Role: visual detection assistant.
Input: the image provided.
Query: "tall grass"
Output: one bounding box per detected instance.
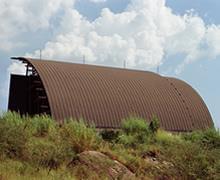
[0,112,219,179]
[117,117,150,147]
[0,112,99,168]
[60,119,100,153]
[0,112,30,158]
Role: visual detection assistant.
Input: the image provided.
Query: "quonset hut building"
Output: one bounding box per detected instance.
[8,57,213,132]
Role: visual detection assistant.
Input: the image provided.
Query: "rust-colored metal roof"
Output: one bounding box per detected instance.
[13,57,213,131]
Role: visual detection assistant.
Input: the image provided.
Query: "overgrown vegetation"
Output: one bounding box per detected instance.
[0,112,219,179]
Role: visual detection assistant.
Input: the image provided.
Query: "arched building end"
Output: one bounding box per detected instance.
[8,57,213,132]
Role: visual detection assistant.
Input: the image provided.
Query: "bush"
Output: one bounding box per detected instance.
[0,158,73,179]
[118,117,150,147]
[26,115,56,137]
[164,141,212,179]
[121,117,149,135]
[100,130,119,142]
[155,130,220,179]
[59,119,100,153]
[0,111,24,125]
[1,112,219,179]
[0,112,30,158]
[149,116,160,134]
[25,137,74,169]
[155,130,183,146]
[182,128,220,149]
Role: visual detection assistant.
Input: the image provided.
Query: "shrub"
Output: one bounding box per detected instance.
[0,112,30,158]
[25,137,74,169]
[121,117,149,135]
[155,130,183,146]
[59,119,100,153]
[182,130,203,142]
[154,130,220,179]
[0,158,73,179]
[100,130,119,142]
[0,112,219,179]
[0,111,25,128]
[182,128,220,149]
[118,117,150,147]
[27,115,56,137]
[165,141,211,179]
[198,128,220,149]
[149,116,160,134]
[117,134,137,147]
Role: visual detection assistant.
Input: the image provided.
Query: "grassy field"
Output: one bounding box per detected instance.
[0,112,219,179]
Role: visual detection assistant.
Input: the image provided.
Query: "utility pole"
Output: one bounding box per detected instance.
[157,65,160,74]
[124,60,126,69]
[40,50,42,60]
[83,55,86,64]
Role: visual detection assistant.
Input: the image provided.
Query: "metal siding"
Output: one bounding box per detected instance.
[17,58,213,131]
[167,78,213,129]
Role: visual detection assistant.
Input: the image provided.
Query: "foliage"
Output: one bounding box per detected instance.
[160,140,217,179]
[121,117,149,135]
[59,119,100,153]
[0,112,219,179]
[155,130,183,146]
[149,115,160,134]
[28,115,56,137]
[0,112,30,158]
[0,159,73,180]
[182,128,220,149]
[100,130,119,142]
[118,117,150,147]
[25,137,74,169]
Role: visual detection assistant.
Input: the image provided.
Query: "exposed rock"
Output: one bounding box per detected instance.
[69,151,135,180]
[142,150,173,168]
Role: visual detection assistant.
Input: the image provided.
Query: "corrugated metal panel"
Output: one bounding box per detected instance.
[167,78,213,130]
[14,57,213,131]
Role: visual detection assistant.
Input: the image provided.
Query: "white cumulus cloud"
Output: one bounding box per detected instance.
[89,0,107,3]
[0,0,75,52]
[25,0,220,73]
[3,0,220,74]
[7,61,26,75]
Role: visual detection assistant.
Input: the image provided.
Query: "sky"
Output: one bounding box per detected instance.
[0,0,219,128]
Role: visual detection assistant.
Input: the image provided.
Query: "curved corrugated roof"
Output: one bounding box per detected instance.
[17,57,213,131]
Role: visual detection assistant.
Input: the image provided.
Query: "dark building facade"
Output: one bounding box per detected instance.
[8,57,213,132]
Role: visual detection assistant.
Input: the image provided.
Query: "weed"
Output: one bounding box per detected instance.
[59,119,100,153]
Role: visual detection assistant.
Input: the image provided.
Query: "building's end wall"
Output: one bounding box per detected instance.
[8,74,28,115]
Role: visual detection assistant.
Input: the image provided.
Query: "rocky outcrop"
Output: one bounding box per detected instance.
[69,151,135,179]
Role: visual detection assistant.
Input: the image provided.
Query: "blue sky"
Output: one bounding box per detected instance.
[0,0,219,128]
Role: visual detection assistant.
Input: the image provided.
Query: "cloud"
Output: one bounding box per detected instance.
[174,24,220,74]
[2,0,219,73]
[0,0,75,52]
[89,0,107,3]
[24,0,220,73]
[0,83,6,98]
[7,61,26,75]
[0,60,26,111]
